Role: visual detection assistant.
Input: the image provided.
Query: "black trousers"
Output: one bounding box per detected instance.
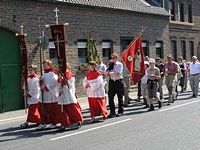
[108,79,124,114]
[137,80,141,98]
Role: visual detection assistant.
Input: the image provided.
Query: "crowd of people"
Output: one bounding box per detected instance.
[20,53,200,131]
[134,55,200,111]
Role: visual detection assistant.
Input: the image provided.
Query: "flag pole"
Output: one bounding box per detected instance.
[121,27,146,57]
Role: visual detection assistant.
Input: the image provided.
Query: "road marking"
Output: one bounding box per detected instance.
[0,116,26,124]
[50,118,132,141]
[159,100,200,112]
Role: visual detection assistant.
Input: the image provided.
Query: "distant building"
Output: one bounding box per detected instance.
[146,0,200,61]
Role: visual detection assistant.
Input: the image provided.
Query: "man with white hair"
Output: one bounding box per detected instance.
[147,58,162,111]
[189,56,200,98]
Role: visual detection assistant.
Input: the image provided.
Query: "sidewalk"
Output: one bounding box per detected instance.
[0,83,191,121]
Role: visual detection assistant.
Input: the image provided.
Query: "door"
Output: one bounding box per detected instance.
[0,27,23,112]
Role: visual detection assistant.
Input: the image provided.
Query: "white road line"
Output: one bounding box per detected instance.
[50,118,132,141]
[159,100,200,112]
[0,116,26,123]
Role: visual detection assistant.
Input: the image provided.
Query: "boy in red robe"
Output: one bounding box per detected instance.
[20,65,41,128]
[83,61,108,123]
[57,63,83,131]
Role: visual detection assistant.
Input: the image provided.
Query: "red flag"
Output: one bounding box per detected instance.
[121,36,145,84]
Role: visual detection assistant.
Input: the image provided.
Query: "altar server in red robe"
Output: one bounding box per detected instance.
[36,60,59,130]
[83,61,108,123]
[20,65,41,128]
[57,63,83,131]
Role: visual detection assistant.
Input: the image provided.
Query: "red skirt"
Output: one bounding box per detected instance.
[57,103,83,127]
[39,102,60,125]
[88,97,108,118]
[27,103,41,123]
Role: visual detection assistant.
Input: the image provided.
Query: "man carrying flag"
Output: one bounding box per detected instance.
[121,35,145,85]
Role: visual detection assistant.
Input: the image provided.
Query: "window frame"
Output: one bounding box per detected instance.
[178,2,185,22]
[155,41,164,59]
[169,0,175,21]
[180,40,186,59]
[77,39,87,63]
[102,40,112,62]
[142,41,149,57]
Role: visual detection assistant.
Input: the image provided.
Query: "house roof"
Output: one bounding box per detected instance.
[48,0,169,16]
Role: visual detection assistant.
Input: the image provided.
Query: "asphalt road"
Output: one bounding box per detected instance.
[0,91,200,150]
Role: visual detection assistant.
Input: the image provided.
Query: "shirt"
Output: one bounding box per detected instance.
[155,63,164,77]
[189,62,200,75]
[110,61,123,80]
[164,61,178,74]
[96,63,107,73]
[147,67,160,80]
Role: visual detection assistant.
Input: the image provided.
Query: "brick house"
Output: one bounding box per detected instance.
[0,0,170,111]
[146,0,200,61]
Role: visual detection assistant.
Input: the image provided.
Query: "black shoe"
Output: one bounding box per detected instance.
[143,105,149,109]
[116,112,124,117]
[148,105,154,111]
[124,103,129,107]
[77,121,82,129]
[192,94,197,98]
[108,114,116,118]
[136,98,141,102]
[20,122,28,128]
[158,101,162,109]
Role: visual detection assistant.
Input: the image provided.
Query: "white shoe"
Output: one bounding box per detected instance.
[46,124,57,129]
[36,124,46,130]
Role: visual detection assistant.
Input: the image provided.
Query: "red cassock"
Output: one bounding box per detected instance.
[57,71,83,127]
[88,97,107,119]
[57,103,83,127]
[39,102,60,125]
[26,75,42,124]
[27,103,41,123]
[83,71,108,119]
[39,68,60,125]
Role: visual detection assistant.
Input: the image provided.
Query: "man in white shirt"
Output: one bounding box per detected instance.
[189,56,200,98]
[107,53,124,118]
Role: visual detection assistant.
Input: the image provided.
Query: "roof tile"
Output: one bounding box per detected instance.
[55,0,169,16]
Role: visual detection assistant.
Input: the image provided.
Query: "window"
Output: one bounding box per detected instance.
[48,41,58,64]
[120,36,134,52]
[180,40,186,59]
[142,41,149,57]
[77,40,87,63]
[188,4,193,23]
[189,41,194,58]
[49,42,56,59]
[171,40,177,61]
[102,40,112,62]
[178,3,184,22]
[169,0,175,21]
[156,41,163,58]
